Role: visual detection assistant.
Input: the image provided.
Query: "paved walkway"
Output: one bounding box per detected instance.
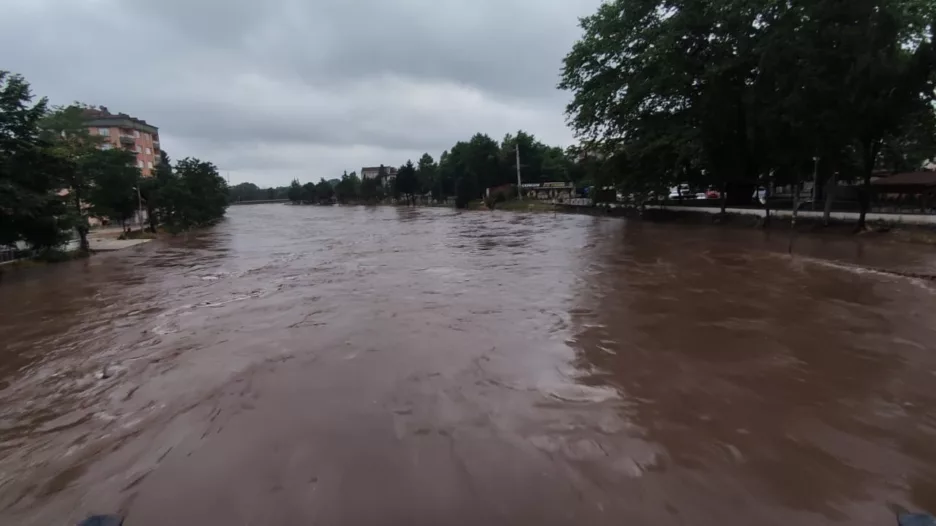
[666,205,936,225]
[88,238,152,251]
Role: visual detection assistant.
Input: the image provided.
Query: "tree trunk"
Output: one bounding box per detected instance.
[147,205,158,233]
[857,174,871,231]
[856,139,880,231]
[788,182,800,255]
[73,192,89,253]
[763,194,771,228]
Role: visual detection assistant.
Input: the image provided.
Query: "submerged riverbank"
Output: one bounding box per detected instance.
[385,198,936,248]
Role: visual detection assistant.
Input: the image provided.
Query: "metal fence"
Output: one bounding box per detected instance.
[0,246,37,264]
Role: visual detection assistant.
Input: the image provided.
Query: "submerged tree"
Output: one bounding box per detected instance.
[394,160,419,205]
[315,178,334,203]
[160,158,228,232]
[334,171,361,203]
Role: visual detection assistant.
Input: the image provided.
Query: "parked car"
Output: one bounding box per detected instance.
[752,186,767,204]
[705,189,720,199]
[668,184,693,199]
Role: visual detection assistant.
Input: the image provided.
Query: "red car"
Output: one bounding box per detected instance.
[705,189,720,199]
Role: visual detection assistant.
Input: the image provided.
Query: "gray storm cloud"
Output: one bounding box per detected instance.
[0,0,601,185]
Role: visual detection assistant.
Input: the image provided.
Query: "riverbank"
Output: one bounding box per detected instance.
[630,207,936,246]
[356,199,936,245]
[483,200,936,246]
[0,229,155,274]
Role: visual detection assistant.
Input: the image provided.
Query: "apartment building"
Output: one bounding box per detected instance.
[361,166,398,188]
[83,107,160,177]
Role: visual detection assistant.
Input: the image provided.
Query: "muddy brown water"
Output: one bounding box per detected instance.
[2,204,936,526]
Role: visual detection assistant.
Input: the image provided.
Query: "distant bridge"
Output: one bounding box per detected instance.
[230,199,290,205]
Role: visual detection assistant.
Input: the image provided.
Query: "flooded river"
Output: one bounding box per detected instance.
[2,204,936,525]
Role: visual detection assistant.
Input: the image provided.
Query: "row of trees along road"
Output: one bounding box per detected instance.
[283,130,589,208]
[560,0,936,228]
[0,71,228,255]
[229,182,292,202]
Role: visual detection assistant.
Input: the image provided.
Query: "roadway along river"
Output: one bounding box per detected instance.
[2,204,936,525]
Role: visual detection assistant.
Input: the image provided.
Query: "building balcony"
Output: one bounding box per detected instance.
[119,135,136,146]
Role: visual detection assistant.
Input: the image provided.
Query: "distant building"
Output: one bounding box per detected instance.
[361,165,398,188]
[83,107,160,177]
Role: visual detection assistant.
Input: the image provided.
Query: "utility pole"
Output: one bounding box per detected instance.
[516,143,523,200]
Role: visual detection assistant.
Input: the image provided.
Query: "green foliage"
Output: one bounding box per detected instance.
[159,158,229,233]
[416,154,438,197]
[2,71,228,251]
[360,175,381,202]
[40,103,111,250]
[560,0,936,222]
[85,149,141,227]
[334,171,361,203]
[300,182,317,204]
[394,160,419,205]
[500,131,573,184]
[288,179,302,203]
[455,173,478,209]
[315,178,334,203]
[0,71,74,250]
[229,182,290,202]
[239,130,576,208]
[138,150,173,232]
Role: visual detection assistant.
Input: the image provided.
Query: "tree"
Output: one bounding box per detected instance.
[40,104,107,252]
[315,178,334,203]
[499,130,573,186]
[160,158,228,232]
[0,71,73,250]
[464,133,501,192]
[300,181,317,204]
[455,172,478,209]
[335,171,361,203]
[288,179,302,203]
[416,153,438,198]
[878,107,936,174]
[830,0,936,228]
[360,174,380,203]
[560,0,936,225]
[437,134,499,207]
[85,149,141,229]
[139,150,172,232]
[229,182,263,202]
[394,160,419,205]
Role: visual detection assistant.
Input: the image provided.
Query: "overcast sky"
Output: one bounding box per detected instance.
[1,0,601,186]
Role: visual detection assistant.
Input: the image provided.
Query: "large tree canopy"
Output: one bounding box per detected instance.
[0,72,72,250]
[560,0,936,222]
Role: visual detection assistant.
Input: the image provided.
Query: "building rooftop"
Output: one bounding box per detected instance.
[83,107,158,134]
[361,166,398,179]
